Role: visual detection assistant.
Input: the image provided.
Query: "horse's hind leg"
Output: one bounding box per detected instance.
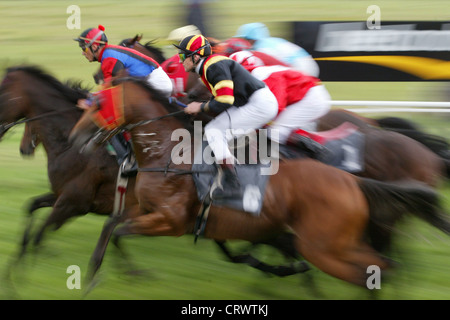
[297,234,388,289]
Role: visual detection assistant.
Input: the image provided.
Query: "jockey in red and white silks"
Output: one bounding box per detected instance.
[230,50,331,144]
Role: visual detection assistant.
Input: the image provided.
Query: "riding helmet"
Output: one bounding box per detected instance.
[74,25,108,47]
[234,22,270,41]
[174,35,212,57]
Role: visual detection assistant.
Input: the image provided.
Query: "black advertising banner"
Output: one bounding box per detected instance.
[292,21,450,81]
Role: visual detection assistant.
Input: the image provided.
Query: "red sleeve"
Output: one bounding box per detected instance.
[101,57,118,81]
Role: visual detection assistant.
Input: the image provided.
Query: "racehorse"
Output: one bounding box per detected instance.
[316,109,450,179]
[69,76,450,289]
[0,65,141,260]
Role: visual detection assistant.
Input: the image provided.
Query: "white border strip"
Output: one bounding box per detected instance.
[330,100,450,113]
[331,100,450,108]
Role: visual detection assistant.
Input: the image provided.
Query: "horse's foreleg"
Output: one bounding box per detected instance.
[32,193,91,249]
[20,193,57,257]
[114,211,185,237]
[84,215,122,296]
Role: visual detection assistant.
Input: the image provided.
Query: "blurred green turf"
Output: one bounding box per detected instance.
[0,1,449,301]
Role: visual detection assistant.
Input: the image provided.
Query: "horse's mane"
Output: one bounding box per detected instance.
[5,65,90,103]
[141,40,166,63]
[119,38,166,64]
[114,76,193,132]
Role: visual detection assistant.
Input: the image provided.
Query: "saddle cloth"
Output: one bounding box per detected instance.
[287,122,365,173]
[191,140,271,216]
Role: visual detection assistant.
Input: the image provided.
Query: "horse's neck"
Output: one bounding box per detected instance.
[32,102,79,159]
[129,119,192,169]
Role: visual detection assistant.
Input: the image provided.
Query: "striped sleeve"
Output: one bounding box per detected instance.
[203,59,235,114]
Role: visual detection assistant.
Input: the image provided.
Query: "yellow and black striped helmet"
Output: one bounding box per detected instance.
[174,35,212,57]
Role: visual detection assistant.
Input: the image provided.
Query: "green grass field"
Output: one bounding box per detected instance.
[0,1,449,301]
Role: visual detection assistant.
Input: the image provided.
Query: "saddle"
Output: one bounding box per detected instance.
[285,122,365,173]
[192,140,271,217]
[192,122,365,217]
[191,123,365,239]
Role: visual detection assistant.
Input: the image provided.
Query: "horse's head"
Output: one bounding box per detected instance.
[70,78,188,157]
[119,35,166,64]
[187,80,212,103]
[0,65,88,142]
[0,67,32,140]
[69,83,128,153]
[119,34,143,48]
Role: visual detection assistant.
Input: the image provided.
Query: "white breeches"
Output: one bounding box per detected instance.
[269,84,331,144]
[146,66,173,98]
[204,87,278,163]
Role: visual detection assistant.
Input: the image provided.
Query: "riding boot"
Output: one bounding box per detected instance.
[214,163,243,199]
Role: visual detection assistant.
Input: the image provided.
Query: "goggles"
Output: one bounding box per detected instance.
[178,44,209,62]
[178,52,193,62]
[79,42,89,53]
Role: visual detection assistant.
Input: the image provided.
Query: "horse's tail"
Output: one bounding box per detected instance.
[358,178,450,236]
[376,116,450,160]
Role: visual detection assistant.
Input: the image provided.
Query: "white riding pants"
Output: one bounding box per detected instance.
[204,86,278,163]
[146,66,173,98]
[269,84,331,144]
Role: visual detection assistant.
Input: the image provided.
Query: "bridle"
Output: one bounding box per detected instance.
[0,108,76,136]
[88,108,186,146]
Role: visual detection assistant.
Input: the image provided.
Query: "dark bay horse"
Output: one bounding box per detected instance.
[69,77,450,288]
[0,66,140,258]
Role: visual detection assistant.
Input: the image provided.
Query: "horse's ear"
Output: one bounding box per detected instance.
[134,34,143,43]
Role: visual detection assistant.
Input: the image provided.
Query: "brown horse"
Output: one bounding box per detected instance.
[0,65,141,259]
[69,76,450,289]
[316,109,450,179]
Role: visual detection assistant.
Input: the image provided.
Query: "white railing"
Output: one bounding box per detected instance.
[330,100,450,113]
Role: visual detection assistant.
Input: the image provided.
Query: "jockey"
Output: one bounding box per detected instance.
[230,50,331,144]
[176,35,278,198]
[74,25,173,99]
[74,25,173,176]
[214,37,290,67]
[162,25,202,99]
[234,22,320,78]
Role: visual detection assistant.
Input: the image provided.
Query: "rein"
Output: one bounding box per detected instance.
[122,109,186,131]
[0,108,76,133]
